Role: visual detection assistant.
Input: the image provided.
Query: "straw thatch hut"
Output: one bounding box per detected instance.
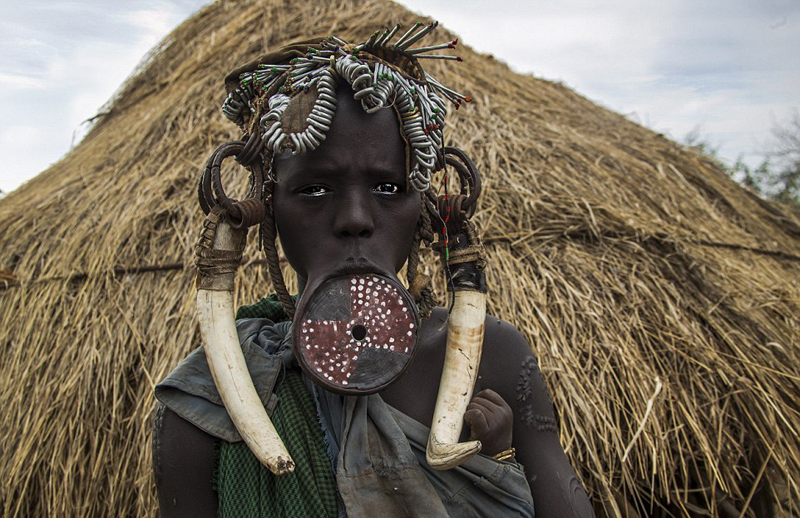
[1,0,798,516]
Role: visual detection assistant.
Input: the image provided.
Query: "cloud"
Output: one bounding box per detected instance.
[0,73,46,89]
[0,125,51,192]
[121,6,182,41]
[0,1,209,192]
[1,0,798,191]
[399,0,800,167]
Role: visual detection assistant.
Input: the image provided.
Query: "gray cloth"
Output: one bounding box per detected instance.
[335,394,450,517]
[334,395,535,518]
[155,318,535,517]
[155,319,290,442]
[390,407,535,517]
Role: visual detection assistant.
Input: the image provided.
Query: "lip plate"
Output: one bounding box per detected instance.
[292,273,420,395]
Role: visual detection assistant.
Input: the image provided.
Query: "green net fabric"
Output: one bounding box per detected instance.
[235,294,292,322]
[216,369,338,517]
[217,295,338,518]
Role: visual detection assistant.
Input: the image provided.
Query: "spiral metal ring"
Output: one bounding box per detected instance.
[198,139,268,229]
[443,146,481,215]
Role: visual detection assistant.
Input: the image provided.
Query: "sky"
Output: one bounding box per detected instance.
[1,0,798,194]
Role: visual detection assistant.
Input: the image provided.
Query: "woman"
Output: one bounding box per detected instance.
[154,25,594,518]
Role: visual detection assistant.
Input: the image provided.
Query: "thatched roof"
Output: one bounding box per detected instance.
[2,0,799,516]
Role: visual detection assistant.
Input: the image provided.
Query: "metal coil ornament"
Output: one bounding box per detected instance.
[221,21,470,192]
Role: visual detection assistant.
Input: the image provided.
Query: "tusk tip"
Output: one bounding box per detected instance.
[270,457,296,476]
[426,438,482,470]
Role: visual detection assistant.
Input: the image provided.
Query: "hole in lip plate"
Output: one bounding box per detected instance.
[351,324,367,341]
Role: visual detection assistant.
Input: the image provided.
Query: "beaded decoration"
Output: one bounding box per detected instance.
[221,22,470,192]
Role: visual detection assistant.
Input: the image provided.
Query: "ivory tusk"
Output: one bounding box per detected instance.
[426,289,486,470]
[196,215,295,475]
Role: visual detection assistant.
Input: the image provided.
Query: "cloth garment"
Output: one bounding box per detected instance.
[155,296,535,517]
[333,392,535,518]
[216,369,339,518]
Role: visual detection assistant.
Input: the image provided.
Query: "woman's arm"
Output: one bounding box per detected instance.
[153,402,218,518]
[475,318,596,518]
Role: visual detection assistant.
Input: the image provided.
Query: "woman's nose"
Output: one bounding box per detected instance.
[333,192,375,238]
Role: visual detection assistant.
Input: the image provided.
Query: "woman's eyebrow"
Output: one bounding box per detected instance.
[284,166,406,182]
[278,166,333,183]
[367,164,407,178]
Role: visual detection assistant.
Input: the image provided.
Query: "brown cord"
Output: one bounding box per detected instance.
[195,209,244,277]
[406,213,423,293]
[261,201,296,319]
[194,208,245,290]
[406,199,437,318]
[446,220,486,269]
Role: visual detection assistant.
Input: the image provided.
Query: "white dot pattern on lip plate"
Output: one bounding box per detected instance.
[298,275,416,386]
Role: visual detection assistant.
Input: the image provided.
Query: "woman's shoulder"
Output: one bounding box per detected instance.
[422,306,534,357]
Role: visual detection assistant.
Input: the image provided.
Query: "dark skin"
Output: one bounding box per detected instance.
[154,85,594,517]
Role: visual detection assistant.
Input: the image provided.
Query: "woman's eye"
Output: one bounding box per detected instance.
[374,183,401,194]
[300,185,329,197]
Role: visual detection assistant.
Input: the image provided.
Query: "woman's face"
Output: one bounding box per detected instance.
[272,86,421,285]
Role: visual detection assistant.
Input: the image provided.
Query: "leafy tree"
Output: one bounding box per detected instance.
[684,126,723,160]
[765,109,800,207]
[728,157,772,195]
[684,110,800,210]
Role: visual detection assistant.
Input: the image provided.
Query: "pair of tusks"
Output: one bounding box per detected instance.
[196,215,485,475]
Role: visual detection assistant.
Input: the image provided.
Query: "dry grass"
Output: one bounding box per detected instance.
[1,0,799,516]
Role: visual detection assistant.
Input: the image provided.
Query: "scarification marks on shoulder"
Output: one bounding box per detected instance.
[516,356,558,433]
[516,356,537,403]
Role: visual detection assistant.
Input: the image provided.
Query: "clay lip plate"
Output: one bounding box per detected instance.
[293,273,419,395]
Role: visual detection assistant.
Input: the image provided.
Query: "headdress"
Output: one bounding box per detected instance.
[220,22,469,192]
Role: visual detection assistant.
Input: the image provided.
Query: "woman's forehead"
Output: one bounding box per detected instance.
[274,88,406,182]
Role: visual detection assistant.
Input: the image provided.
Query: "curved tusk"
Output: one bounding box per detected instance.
[196,213,295,475]
[426,289,486,470]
